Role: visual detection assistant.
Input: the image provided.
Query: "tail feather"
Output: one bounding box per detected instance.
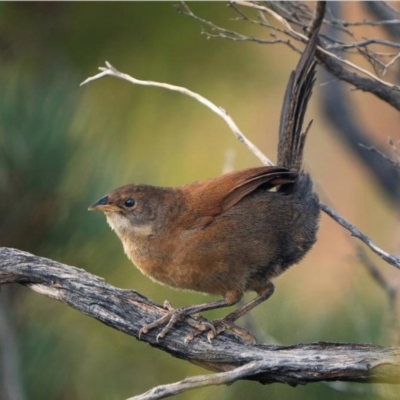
[278,31,318,171]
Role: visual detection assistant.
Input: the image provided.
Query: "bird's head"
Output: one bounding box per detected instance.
[89,184,170,238]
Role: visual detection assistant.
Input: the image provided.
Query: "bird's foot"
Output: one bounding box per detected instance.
[138,301,216,342]
[138,301,255,344]
[209,317,256,343]
[185,317,256,344]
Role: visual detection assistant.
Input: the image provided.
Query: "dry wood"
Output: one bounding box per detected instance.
[1,247,399,386]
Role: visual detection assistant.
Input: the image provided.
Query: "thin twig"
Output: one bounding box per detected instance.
[126,361,261,400]
[357,246,399,345]
[389,137,400,164]
[327,39,400,50]
[232,1,399,90]
[338,19,400,27]
[381,2,400,17]
[382,52,400,75]
[177,3,302,53]
[80,62,272,166]
[203,29,303,54]
[321,203,400,270]
[359,143,400,171]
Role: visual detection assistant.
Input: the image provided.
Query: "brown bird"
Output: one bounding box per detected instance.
[89,35,320,342]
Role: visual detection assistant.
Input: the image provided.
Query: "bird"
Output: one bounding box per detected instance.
[89,33,320,343]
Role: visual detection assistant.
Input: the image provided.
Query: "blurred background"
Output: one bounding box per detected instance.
[0,2,399,400]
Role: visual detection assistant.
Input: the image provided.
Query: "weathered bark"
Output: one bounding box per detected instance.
[0,247,399,385]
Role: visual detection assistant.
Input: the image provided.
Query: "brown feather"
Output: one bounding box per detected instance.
[181,166,296,229]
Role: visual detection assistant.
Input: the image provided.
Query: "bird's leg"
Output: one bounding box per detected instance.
[139,292,241,342]
[206,281,275,343]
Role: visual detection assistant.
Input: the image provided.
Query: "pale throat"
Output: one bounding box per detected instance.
[105,212,154,238]
[104,211,157,276]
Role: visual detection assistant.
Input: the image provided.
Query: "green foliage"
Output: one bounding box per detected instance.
[0,74,73,249]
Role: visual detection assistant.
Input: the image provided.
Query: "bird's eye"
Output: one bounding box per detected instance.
[124,198,135,208]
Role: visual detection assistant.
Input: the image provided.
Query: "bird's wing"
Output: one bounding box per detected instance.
[182,166,296,229]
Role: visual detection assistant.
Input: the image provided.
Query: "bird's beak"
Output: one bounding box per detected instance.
[88,196,118,212]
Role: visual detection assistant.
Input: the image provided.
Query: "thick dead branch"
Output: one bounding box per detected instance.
[1,247,400,388]
[315,28,400,112]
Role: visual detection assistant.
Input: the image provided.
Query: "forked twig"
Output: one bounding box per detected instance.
[126,361,260,400]
[80,62,272,167]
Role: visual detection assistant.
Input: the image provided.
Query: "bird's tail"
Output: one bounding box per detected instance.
[277,31,318,172]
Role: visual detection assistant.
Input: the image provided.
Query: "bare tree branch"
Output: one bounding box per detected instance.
[231,1,399,89]
[327,39,400,50]
[1,247,400,395]
[339,20,400,27]
[179,1,400,110]
[316,50,400,109]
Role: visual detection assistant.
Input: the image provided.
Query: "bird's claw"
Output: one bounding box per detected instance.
[206,317,256,343]
[138,302,255,344]
[184,317,256,344]
[138,305,217,343]
[163,300,174,311]
[183,315,216,344]
[138,302,188,341]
